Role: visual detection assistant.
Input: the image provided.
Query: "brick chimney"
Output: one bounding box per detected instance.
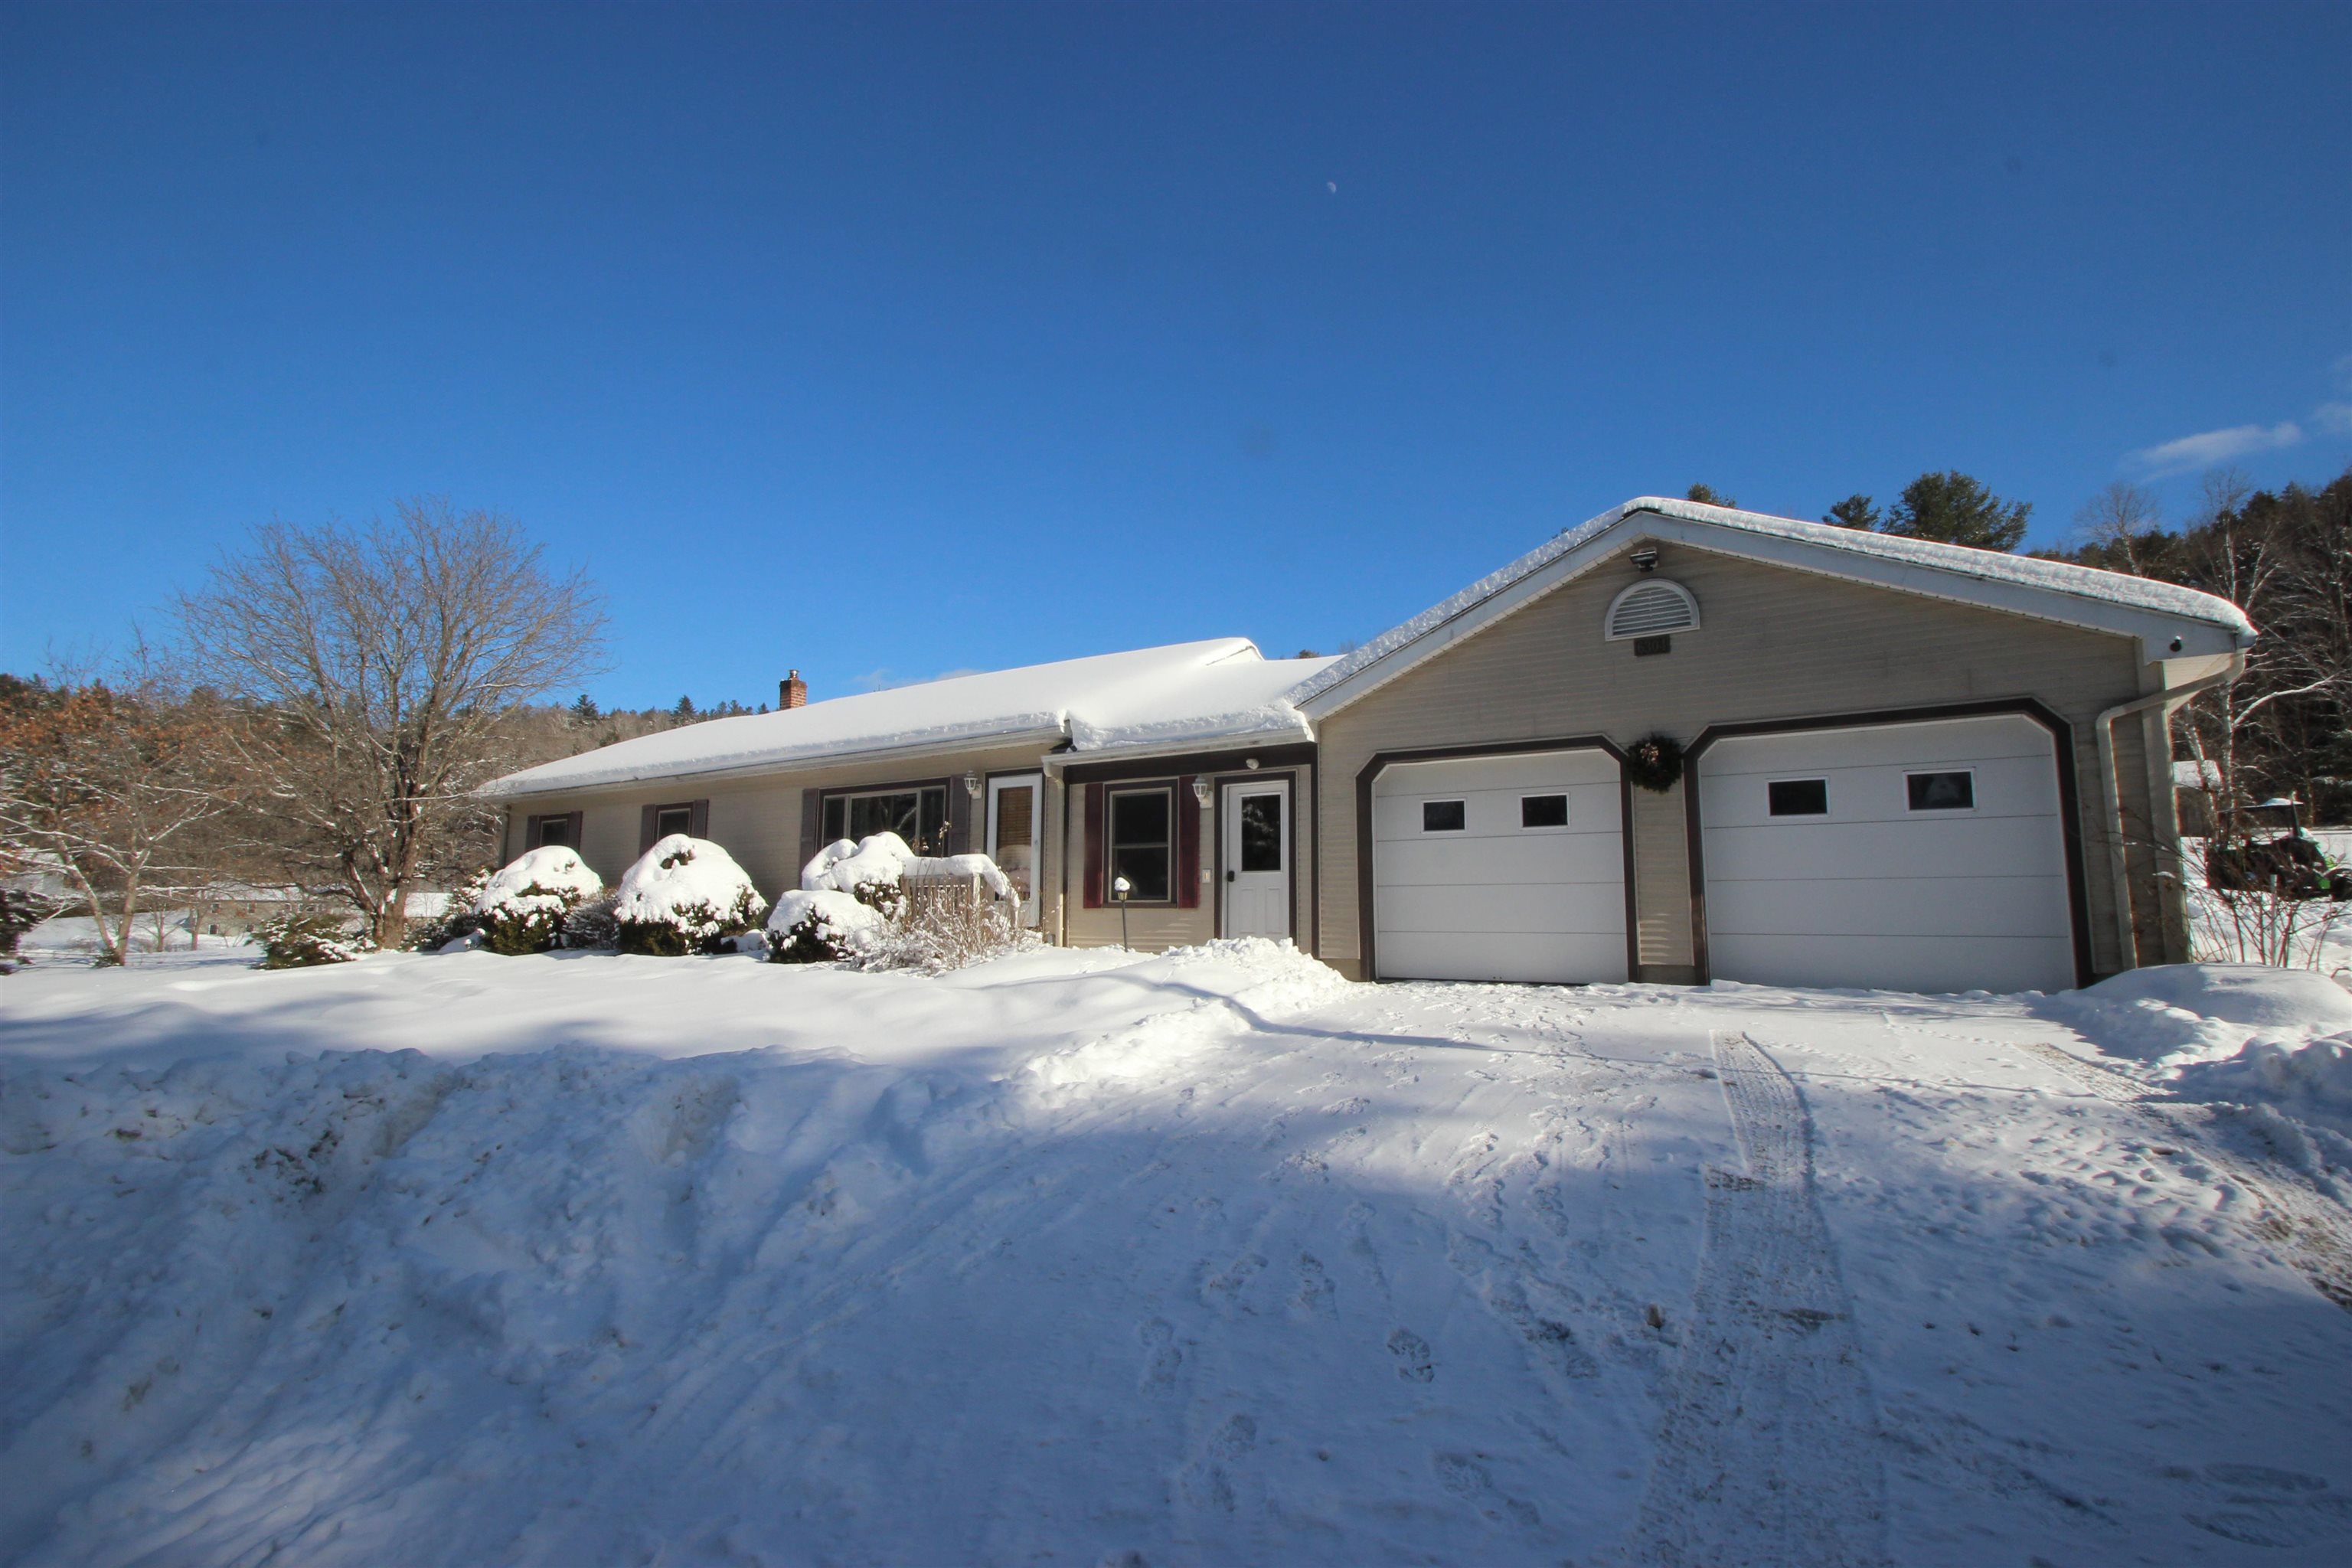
[779,669,808,710]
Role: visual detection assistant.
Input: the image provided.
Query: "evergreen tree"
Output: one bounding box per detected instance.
[570,693,601,723]
[1883,471,2030,552]
[673,694,697,720]
[1685,484,1737,508]
[1822,494,1880,531]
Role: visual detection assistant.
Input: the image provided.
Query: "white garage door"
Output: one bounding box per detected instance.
[1698,714,2076,994]
[1370,749,1627,983]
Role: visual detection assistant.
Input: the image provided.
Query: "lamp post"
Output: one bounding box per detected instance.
[1112,874,1131,950]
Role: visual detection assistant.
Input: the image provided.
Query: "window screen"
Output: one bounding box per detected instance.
[823,786,949,852]
[1520,794,1569,828]
[1767,779,1828,817]
[1906,771,1975,811]
[1422,799,1466,832]
[1108,787,1172,901]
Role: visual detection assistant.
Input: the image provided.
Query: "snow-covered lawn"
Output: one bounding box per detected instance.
[5,942,2350,1566]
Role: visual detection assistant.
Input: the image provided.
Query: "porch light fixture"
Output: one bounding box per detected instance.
[963,770,982,799]
[1191,777,1213,807]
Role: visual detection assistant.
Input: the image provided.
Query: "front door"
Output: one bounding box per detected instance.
[986,773,1044,926]
[1221,779,1291,939]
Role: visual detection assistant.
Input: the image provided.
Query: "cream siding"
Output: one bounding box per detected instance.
[1317,544,2158,982]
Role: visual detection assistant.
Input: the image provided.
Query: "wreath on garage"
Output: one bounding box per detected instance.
[1625,733,1684,794]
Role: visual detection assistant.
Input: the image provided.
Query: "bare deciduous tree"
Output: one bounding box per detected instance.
[2074,480,2161,576]
[0,671,236,965]
[179,499,606,946]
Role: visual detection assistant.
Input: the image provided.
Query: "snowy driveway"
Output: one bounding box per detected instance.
[4,942,2350,1566]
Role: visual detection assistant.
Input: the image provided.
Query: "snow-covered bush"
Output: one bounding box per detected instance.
[254,913,376,969]
[784,834,1027,972]
[612,835,768,956]
[475,846,604,956]
[766,888,890,963]
[562,889,622,951]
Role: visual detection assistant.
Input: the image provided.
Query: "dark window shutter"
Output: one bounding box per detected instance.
[640,804,660,854]
[567,811,585,853]
[799,791,825,883]
[689,799,710,839]
[523,814,541,851]
[947,779,972,855]
[1082,783,1103,908]
[1176,777,1200,908]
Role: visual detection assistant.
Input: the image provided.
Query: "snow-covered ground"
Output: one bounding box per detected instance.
[5,943,2351,1566]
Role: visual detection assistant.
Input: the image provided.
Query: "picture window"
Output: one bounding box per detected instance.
[822,786,949,853]
[1520,793,1569,828]
[1422,799,1467,832]
[1767,779,1828,817]
[1906,771,1975,812]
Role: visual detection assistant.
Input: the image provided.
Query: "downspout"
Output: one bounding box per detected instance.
[2094,663,2238,972]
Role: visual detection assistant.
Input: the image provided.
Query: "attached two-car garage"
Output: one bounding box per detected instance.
[1363,714,2082,994]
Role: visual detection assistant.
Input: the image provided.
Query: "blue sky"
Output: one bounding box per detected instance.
[3,2,2347,710]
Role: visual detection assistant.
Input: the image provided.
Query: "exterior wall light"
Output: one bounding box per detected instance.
[1191,777,1213,807]
[963,770,982,798]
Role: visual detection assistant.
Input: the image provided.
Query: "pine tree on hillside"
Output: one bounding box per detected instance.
[1883,472,2030,552]
[1822,494,1880,531]
[1685,484,1737,508]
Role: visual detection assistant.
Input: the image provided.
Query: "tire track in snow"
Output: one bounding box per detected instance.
[2014,1040,2352,1312]
[1620,1031,1888,1568]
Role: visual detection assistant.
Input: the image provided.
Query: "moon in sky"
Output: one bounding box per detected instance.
[1327,181,1338,194]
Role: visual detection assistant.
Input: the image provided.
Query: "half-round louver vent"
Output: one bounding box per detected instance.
[1604,578,1700,641]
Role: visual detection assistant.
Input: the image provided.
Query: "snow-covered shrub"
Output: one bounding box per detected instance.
[475,846,604,956]
[766,888,890,964]
[802,833,916,919]
[561,889,622,951]
[612,835,768,956]
[254,913,376,969]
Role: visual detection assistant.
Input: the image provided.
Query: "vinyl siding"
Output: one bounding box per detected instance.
[1317,543,2158,981]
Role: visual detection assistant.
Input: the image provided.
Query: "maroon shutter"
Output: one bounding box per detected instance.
[689,799,710,838]
[799,792,825,881]
[1176,777,1200,908]
[1082,783,1104,908]
[566,811,584,852]
[640,804,660,854]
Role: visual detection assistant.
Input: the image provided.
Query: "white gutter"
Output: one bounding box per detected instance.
[2094,664,2239,969]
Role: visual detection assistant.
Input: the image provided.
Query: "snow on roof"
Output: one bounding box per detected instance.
[487,639,1298,796]
[1291,495,2254,709]
[1067,653,1338,754]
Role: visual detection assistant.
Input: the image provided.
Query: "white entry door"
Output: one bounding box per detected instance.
[986,773,1043,927]
[1221,779,1291,939]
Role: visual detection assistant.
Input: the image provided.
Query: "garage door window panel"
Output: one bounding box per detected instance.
[1906,770,1976,812]
[1422,800,1466,832]
[1767,779,1828,817]
[1108,786,1173,903]
[1521,794,1570,829]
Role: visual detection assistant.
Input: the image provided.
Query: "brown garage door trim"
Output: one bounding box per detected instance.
[1355,735,1634,985]
[1681,698,2092,991]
